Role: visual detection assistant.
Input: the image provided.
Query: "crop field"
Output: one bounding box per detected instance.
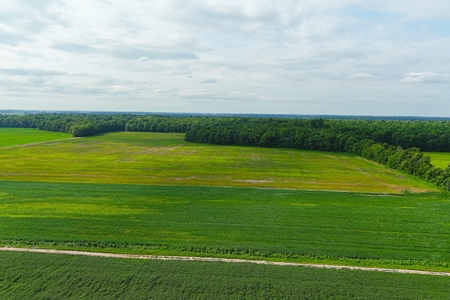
[1,181,450,270]
[0,131,436,193]
[425,152,450,169]
[1,129,449,297]
[1,252,449,300]
[0,128,71,147]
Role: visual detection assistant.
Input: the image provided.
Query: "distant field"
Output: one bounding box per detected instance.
[425,152,450,169]
[1,252,449,300]
[1,181,450,270]
[0,128,71,147]
[0,131,436,193]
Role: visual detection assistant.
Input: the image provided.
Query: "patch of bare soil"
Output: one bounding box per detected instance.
[232,180,274,183]
[173,176,196,181]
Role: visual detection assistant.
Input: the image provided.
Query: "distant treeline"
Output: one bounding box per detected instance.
[2,113,450,190]
[0,114,133,137]
[3,114,450,151]
[184,117,450,152]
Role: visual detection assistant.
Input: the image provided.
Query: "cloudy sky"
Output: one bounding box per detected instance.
[1,0,449,116]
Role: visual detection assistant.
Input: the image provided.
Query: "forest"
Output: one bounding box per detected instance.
[1,113,450,190]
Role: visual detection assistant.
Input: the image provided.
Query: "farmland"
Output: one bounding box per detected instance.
[1,181,450,270]
[0,128,71,147]
[0,131,436,193]
[1,251,449,300]
[1,128,450,297]
[425,152,450,169]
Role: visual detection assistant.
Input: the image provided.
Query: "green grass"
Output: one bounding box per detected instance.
[1,181,450,270]
[1,252,449,300]
[0,128,71,147]
[425,152,450,169]
[0,131,437,193]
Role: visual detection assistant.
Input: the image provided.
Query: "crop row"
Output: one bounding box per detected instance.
[1,251,449,299]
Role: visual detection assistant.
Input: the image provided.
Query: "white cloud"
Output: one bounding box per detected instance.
[155,88,257,100]
[400,72,449,83]
[200,78,218,84]
[178,89,254,100]
[167,69,192,77]
[344,73,376,80]
[0,68,66,76]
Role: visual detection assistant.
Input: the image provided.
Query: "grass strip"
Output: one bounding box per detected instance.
[425,152,450,169]
[2,238,450,272]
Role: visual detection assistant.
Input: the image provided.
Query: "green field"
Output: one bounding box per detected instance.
[0,128,71,147]
[1,129,449,297]
[1,252,448,300]
[1,181,450,270]
[425,152,450,169]
[0,131,437,193]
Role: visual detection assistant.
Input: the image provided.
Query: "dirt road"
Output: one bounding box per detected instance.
[1,246,450,277]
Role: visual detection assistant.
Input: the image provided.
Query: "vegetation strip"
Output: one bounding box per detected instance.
[1,247,449,277]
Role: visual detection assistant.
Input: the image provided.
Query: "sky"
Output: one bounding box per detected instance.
[0,0,449,116]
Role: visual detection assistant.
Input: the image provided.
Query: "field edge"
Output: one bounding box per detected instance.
[2,239,450,273]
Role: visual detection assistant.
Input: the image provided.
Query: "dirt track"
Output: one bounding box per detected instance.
[0,137,79,150]
[1,246,450,277]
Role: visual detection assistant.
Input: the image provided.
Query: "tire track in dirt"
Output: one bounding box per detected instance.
[0,137,79,149]
[1,247,449,277]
